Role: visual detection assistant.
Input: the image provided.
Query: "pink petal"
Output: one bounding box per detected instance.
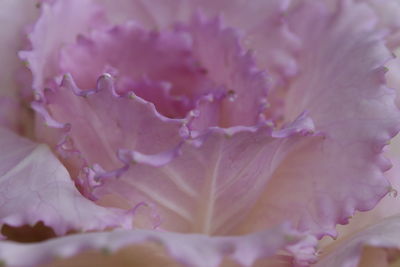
[188,94,224,133]
[0,1,38,130]
[118,78,191,119]
[0,127,132,236]
[97,0,187,28]
[357,0,400,49]
[0,223,316,267]
[194,0,301,89]
[185,15,268,127]
[187,0,300,124]
[317,140,400,263]
[315,215,400,267]
[19,0,106,95]
[0,98,22,132]
[34,74,187,179]
[329,156,400,244]
[386,51,400,106]
[0,0,37,98]
[93,115,315,234]
[233,1,400,238]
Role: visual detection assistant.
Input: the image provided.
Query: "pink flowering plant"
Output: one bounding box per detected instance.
[1,0,400,266]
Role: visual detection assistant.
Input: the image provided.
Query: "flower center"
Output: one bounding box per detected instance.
[60,23,215,119]
[59,15,269,127]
